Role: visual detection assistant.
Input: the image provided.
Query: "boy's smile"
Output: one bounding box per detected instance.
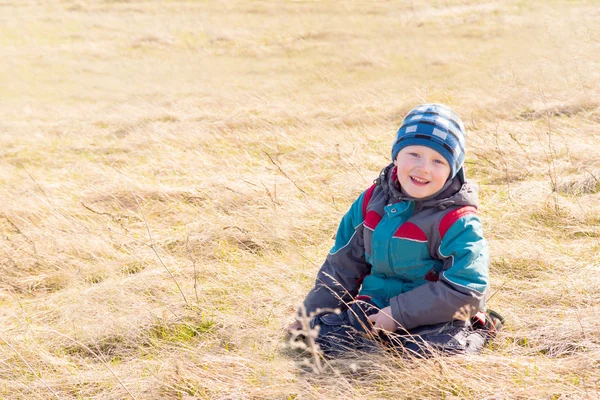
[394,145,451,199]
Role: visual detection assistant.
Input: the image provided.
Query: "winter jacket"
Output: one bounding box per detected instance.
[301,164,489,330]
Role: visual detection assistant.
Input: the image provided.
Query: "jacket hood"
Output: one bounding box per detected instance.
[376,163,479,210]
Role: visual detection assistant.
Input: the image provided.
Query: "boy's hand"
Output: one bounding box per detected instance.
[287,320,302,334]
[367,306,397,333]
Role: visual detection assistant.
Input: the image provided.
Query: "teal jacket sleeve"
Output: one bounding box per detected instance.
[300,189,372,317]
[389,213,489,330]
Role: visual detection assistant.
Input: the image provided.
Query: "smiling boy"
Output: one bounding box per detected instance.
[395,145,452,198]
[289,104,494,356]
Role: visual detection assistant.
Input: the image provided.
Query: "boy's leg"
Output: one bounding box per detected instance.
[310,299,382,356]
[386,320,486,357]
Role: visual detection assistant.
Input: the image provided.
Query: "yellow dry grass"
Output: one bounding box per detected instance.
[1,0,600,398]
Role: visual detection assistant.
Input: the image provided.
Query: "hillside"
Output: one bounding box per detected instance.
[1,0,600,398]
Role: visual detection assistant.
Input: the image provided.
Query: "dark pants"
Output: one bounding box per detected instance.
[309,299,486,357]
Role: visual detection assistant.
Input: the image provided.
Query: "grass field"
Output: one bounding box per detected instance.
[2,0,600,398]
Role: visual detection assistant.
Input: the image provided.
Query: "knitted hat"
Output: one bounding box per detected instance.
[391,104,466,180]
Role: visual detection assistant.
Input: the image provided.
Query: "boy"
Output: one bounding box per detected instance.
[289,104,497,356]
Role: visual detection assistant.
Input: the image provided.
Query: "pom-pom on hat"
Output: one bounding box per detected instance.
[391,104,466,180]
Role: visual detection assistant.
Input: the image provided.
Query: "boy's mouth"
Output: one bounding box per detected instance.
[410,176,430,186]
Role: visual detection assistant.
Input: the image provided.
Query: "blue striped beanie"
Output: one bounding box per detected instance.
[391,104,466,180]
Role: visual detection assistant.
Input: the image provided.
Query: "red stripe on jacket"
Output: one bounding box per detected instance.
[439,206,477,239]
[364,210,382,230]
[362,184,376,218]
[393,222,427,242]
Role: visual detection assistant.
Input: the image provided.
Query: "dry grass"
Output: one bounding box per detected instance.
[2,0,600,398]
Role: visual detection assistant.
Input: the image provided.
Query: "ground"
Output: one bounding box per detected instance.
[1,0,600,398]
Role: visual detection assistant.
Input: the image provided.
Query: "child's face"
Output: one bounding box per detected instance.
[394,145,451,199]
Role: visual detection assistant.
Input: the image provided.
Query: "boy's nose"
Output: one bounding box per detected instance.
[415,160,429,172]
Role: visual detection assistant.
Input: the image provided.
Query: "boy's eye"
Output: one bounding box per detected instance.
[434,159,445,164]
[409,153,419,157]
